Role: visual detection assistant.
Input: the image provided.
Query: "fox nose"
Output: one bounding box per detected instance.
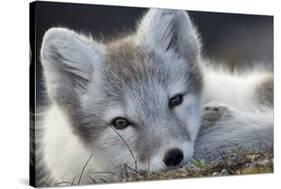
[163,148,184,167]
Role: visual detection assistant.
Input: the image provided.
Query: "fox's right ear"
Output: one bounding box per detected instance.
[136,9,200,63]
[41,28,104,105]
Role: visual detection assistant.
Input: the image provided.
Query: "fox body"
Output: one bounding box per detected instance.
[35,9,273,186]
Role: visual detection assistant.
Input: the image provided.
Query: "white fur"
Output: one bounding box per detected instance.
[202,66,271,110]
[37,8,273,186]
[41,105,99,184]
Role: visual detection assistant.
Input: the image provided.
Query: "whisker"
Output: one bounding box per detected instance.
[109,126,138,170]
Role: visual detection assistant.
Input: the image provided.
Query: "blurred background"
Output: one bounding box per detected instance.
[30,1,273,105]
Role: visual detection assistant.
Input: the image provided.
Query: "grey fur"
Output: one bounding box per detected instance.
[75,32,202,166]
[195,104,273,161]
[35,8,273,187]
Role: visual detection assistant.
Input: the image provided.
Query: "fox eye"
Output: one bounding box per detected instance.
[169,94,183,108]
[112,117,130,129]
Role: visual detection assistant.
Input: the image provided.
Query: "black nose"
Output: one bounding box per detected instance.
[163,148,184,167]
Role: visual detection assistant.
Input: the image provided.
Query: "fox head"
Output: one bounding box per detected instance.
[41,9,202,174]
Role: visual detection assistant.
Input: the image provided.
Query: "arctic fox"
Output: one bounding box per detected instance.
[34,8,273,186]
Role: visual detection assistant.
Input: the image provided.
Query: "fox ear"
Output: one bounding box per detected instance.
[41,28,104,105]
[137,9,200,62]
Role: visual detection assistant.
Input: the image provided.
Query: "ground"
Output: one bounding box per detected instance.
[122,150,273,182]
[53,148,273,186]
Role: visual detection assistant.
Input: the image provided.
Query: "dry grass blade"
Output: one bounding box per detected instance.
[124,164,142,175]
[78,152,94,185]
[90,171,118,176]
[100,178,108,183]
[88,176,97,184]
[71,177,76,185]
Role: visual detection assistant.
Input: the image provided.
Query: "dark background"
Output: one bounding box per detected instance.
[30,1,273,105]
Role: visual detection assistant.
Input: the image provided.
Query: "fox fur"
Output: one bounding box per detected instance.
[33,8,273,186]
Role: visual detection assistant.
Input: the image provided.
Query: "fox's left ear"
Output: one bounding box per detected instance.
[137,9,200,62]
[41,28,104,106]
